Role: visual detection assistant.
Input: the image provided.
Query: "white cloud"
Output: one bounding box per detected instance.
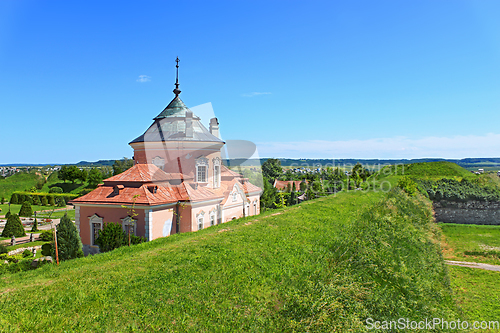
[136,75,151,83]
[255,133,500,159]
[241,92,271,97]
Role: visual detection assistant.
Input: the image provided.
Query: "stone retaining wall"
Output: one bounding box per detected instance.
[433,200,500,225]
[8,245,43,256]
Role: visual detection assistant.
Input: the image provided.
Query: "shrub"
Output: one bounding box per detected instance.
[1,214,26,238]
[41,196,48,206]
[95,222,126,253]
[10,193,18,205]
[0,244,8,254]
[18,201,33,217]
[49,187,63,194]
[39,230,54,242]
[56,196,66,207]
[130,235,147,245]
[22,249,32,258]
[41,243,52,256]
[0,196,4,204]
[397,176,418,196]
[48,196,55,206]
[32,195,41,206]
[54,213,83,261]
[31,218,39,232]
[5,211,11,219]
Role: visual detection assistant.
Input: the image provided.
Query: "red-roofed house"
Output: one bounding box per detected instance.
[273,180,307,191]
[72,61,262,255]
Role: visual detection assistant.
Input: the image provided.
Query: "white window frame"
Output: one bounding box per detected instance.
[196,157,209,183]
[121,216,137,236]
[232,192,238,202]
[209,209,216,226]
[89,214,103,246]
[196,211,205,230]
[212,157,221,188]
[253,200,257,215]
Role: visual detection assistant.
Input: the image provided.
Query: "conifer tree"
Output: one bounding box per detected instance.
[1,214,26,238]
[54,213,83,260]
[31,218,39,232]
[10,193,18,205]
[19,201,33,217]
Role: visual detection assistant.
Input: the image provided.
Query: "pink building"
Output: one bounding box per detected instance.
[71,60,262,255]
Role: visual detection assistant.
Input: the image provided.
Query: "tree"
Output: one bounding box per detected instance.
[54,213,84,260]
[78,169,88,183]
[41,196,48,206]
[299,180,307,192]
[19,201,33,217]
[260,177,278,211]
[10,193,18,205]
[66,166,80,183]
[95,222,127,252]
[112,158,134,176]
[262,158,283,181]
[49,187,63,193]
[88,168,103,187]
[48,195,56,206]
[32,195,41,206]
[1,214,26,238]
[56,196,66,207]
[59,165,68,182]
[0,196,4,204]
[31,218,39,232]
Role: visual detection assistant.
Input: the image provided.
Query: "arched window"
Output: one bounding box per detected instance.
[196,211,205,230]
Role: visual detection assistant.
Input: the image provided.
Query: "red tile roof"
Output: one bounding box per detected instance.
[273,180,306,191]
[104,164,191,184]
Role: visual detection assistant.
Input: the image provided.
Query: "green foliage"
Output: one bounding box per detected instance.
[49,186,63,193]
[418,178,500,202]
[32,194,41,206]
[41,196,48,206]
[31,218,39,232]
[0,244,8,254]
[48,195,55,206]
[403,161,474,179]
[18,201,33,217]
[39,230,54,242]
[87,168,103,187]
[112,158,134,176]
[260,177,278,211]
[5,211,11,219]
[0,196,4,204]
[22,249,32,258]
[56,196,66,207]
[55,213,83,261]
[1,214,26,238]
[397,176,418,196]
[41,243,53,256]
[10,193,18,205]
[95,222,127,252]
[262,158,283,181]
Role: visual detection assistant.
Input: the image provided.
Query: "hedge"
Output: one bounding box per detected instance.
[9,191,78,206]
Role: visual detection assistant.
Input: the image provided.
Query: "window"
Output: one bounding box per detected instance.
[210,214,215,226]
[92,223,101,245]
[195,157,209,183]
[121,216,137,236]
[197,165,207,183]
[214,165,220,188]
[198,217,204,230]
[89,214,103,246]
[253,201,257,214]
[232,192,238,202]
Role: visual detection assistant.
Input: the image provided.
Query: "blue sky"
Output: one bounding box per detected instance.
[1,0,500,164]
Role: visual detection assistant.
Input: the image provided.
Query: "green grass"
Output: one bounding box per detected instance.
[0,189,459,332]
[402,161,475,180]
[0,204,73,218]
[440,223,500,265]
[0,172,46,200]
[448,266,500,327]
[3,240,48,251]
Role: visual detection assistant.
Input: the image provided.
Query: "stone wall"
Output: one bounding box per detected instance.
[433,200,500,225]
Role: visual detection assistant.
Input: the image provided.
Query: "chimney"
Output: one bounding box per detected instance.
[209,117,219,138]
[185,111,193,138]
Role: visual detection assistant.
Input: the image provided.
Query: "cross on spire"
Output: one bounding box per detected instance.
[173,57,181,96]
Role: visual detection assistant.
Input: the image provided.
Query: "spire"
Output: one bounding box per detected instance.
[173,57,181,96]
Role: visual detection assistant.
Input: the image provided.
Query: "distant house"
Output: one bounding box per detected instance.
[497,171,500,177]
[478,169,484,174]
[273,180,307,191]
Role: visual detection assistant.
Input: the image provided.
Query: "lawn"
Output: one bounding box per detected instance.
[0,189,459,332]
[448,266,500,330]
[440,223,500,265]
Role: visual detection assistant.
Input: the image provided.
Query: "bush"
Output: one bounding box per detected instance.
[0,196,4,204]
[95,222,127,253]
[41,243,53,256]
[18,201,33,217]
[0,244,8,254]
[130,235,147,245]
[54,213,83,261]
[10,193,18,205]
[56,196,66,207]
[48,196,55,206]
[5,211,11,220]
[32,195,41,206]
[22,249,32,258]
[49,187,63,194]
[39,230,54,242]
[41,196,48,206]
[31,218,39,232]
[1,214,26,238]
[397,176,418,196]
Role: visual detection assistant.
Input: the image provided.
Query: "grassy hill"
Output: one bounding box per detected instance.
[0,189,458,331]
[401,161,475,179]
[0,172,46,200]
